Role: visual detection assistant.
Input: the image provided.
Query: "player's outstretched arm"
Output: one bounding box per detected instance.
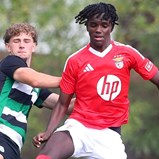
[13,67,61,88]
[41,93,75,114]
[150,71,159,89]
[32,91,73,147]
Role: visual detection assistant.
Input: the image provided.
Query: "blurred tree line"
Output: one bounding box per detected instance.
[0,0,159,158]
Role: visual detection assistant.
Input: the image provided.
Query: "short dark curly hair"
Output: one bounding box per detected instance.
[75,2,119,30]
[3,23,38,45]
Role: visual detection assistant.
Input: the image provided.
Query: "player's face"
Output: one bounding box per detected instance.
[86,13,112,52]
[5,33,36,62]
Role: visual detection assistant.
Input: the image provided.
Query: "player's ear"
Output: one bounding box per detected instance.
[5,43,11,53]
[32,42,37,53]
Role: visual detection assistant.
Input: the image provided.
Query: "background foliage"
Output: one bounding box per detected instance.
[0,0,159,158]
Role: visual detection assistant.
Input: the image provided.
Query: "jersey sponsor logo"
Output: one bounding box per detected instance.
[145,61,153,72]
[97,75,121,101]
[84,64,94,72]
[113,55,124,69]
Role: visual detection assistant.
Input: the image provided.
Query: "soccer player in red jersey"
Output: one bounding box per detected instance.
[33,2,159,159]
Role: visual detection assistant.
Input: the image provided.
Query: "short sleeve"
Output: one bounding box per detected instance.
[34,88,52,108]
[0,55,27,78]
[60,57,77,94]
[127,47,158,80]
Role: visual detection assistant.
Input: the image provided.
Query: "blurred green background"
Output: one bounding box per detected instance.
[0,0,159,159]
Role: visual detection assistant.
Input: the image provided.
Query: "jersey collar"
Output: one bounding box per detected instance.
[89,44,112,57]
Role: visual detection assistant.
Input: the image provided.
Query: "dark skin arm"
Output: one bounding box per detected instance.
[32,91,73,148]
[150,71,159,89]
[41,93,75,115]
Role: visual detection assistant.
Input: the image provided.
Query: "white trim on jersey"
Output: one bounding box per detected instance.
[12,81,33,94]
[113,41,145,59]
[89,44,112,57]
[63,45,87,72]
[0,124,23,150]
[31,88,39,103]
[3,107,27,123]
[12,81,39,103]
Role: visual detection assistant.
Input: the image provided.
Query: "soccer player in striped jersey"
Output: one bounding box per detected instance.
[33,2,159,159]
[0,23,74,159]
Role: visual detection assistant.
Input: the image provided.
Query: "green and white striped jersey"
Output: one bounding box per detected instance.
[0,55,51,150]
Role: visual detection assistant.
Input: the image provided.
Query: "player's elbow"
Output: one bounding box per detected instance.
[30,80,42,87]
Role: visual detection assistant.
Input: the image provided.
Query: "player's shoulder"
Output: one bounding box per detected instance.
[112,41,131,48]
[112,41,139,53]
[3,55,24,63]
[1,55,27,68]
[67,45,88,60]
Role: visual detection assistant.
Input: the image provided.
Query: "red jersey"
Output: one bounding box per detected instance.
[60,41,158,129]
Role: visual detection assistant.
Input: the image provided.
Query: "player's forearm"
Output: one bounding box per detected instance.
[33,74,61,88]
[14,67,61,88]
[45,92,73,135]
[42,93,59,109]
[45,102,67,136]
[66,97,75,115]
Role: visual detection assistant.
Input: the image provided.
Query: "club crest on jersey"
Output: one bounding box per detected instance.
[113,55,124,69]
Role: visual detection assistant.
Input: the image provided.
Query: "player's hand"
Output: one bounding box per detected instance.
[32,132,50,148]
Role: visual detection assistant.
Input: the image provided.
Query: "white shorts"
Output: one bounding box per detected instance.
[55,119,127,159]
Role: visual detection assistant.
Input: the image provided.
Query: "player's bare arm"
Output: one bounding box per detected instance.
[13,67,61,88]
[32,92,73,147]
[41,93,75,114]
[150,71,159,89]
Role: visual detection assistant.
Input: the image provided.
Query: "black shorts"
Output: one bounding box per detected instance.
[0,132,21,159]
